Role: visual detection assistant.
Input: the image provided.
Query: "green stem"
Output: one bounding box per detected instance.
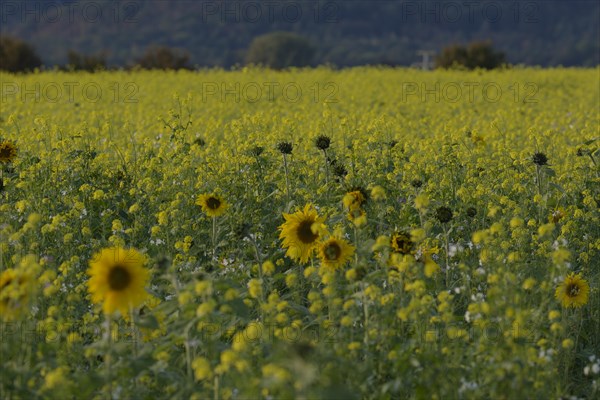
[587,153,599,178]
[128,308,140,391]
[444,225,450,287]
[323,149,329,187]
[282,154,291,201]
[184,320,196,391]
[104,314,113,400]
[251,238,266,309]
[363,283,369,346]
[211,217,217,260]
[353,225,359,269]
[214,375,220,400]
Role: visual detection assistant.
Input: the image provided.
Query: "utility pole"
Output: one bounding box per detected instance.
[416,50,436,70]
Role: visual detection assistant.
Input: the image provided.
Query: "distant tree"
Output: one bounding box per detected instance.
[134,46,191,70]
[465,41,506,69]
[66,50,107,72]
[436,41,505,70]
[435,44,470,69]
[0,36,42,72]
[246,32,315,70]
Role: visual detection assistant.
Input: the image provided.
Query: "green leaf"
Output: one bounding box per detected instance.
[549,183,565,194]
[543,167,556,177]
[135,314,159,330]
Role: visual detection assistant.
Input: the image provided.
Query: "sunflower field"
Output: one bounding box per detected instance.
[0,67,599,399]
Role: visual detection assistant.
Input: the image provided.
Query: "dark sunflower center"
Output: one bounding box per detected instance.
[0,148,9,158]
[297,220,318,244]
[567,283,580,297]
[393,235,413,254]
[108,266,132,291]
[324,242,342,261]
[206,197,221,210]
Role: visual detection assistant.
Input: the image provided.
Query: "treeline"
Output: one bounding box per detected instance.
[1,0,598,69]
[0,36,195,72]
[1,33,507,73]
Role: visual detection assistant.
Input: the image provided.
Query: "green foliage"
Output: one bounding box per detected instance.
[66,50,107,72]
[134,46,191,70]
[436,41,506,70]
[246,32,315,70]
[0,36,42,72]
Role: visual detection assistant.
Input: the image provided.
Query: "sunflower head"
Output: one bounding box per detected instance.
[343,187,368,210]
[0,257,38,321]
[249,146,264,157]
[466,207,477,218]
[410,179,423,189]
[315,135,331,151]
[318,236,355,272]
[332,162,348,179]
[1,269,17,315]
[87,247,150,316]
[532,152,548,166]
[347,206,366,224]
[555,273,590,308]
[435,206,453,224]
[0,140,18,164]
[391,232,414,255]
[277,141,293,155]
[279,204,327,264]
[196,193,228,217]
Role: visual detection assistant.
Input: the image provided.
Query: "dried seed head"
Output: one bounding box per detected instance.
[532,152,548,166]
[333,163,348,178]
[466,207,477,218]
[315,135,331,150]
[410,179,423,189]
[249,146,264,157]
[435,206,453,223]
[277,141,293,155]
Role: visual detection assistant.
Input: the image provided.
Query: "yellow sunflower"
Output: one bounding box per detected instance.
[87,247,150,315]
[318,237,355,272]
[196,193,228,217]
[347,207,366,222]
[0,140,18,163]
[391,232,415,255]
[0,268,34,321]
[555,273,590,308]
[279,204,327,264]
[343,189,366,210]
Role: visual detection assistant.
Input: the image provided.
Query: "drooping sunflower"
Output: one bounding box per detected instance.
[279,204,326,264]
[555,273,590,308]
[87,247,150,315]
[196,193,228,217]
[391,231,415,255]
[0,140,18,163]
[318,237,355,272]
